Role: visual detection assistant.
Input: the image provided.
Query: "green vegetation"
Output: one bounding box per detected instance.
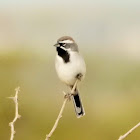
[0,48,140,140]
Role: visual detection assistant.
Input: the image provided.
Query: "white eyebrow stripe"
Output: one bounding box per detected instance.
[59,40,74,44]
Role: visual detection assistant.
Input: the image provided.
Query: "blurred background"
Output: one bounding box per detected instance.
[0,0,140,140]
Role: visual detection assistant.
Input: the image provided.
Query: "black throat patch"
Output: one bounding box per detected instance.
[56,47,70,63]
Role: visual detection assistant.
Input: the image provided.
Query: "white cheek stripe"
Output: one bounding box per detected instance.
[59,40,74,44]
[60,46,67,51]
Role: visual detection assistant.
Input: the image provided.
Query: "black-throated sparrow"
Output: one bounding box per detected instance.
[54,36,86,118]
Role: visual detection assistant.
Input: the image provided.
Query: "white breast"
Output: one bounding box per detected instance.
[55,51,86,86]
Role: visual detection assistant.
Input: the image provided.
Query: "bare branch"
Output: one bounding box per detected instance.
[45,97,68,140]
[9,87,21,140]
[118,122,140,140]
[45,80,78,140]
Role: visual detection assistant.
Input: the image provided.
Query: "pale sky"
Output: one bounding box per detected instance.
[0,0,140,59]
[0,0,140,6]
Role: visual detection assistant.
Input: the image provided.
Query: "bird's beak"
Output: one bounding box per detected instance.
[54,43,60,47]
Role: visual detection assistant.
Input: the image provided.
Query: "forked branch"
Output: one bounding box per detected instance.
[9,87,21,140]
[45,80,78,140]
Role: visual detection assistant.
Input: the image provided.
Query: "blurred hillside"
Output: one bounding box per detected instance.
[0,1,140,140]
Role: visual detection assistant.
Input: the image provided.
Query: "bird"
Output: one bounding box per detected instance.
[54,36,86,118]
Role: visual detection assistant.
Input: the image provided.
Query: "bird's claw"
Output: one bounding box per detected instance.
[76,73,83,81]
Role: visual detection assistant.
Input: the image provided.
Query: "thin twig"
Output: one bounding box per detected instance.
[9,87,21,140]
[45,80,78,140]
[118,122,140,140]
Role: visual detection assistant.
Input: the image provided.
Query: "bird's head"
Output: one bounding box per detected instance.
[54,36,79,52]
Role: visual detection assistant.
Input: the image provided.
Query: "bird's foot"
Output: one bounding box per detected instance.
[76,73,83,81]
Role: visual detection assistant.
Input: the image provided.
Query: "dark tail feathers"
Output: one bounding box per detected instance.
[72,89,85,118]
